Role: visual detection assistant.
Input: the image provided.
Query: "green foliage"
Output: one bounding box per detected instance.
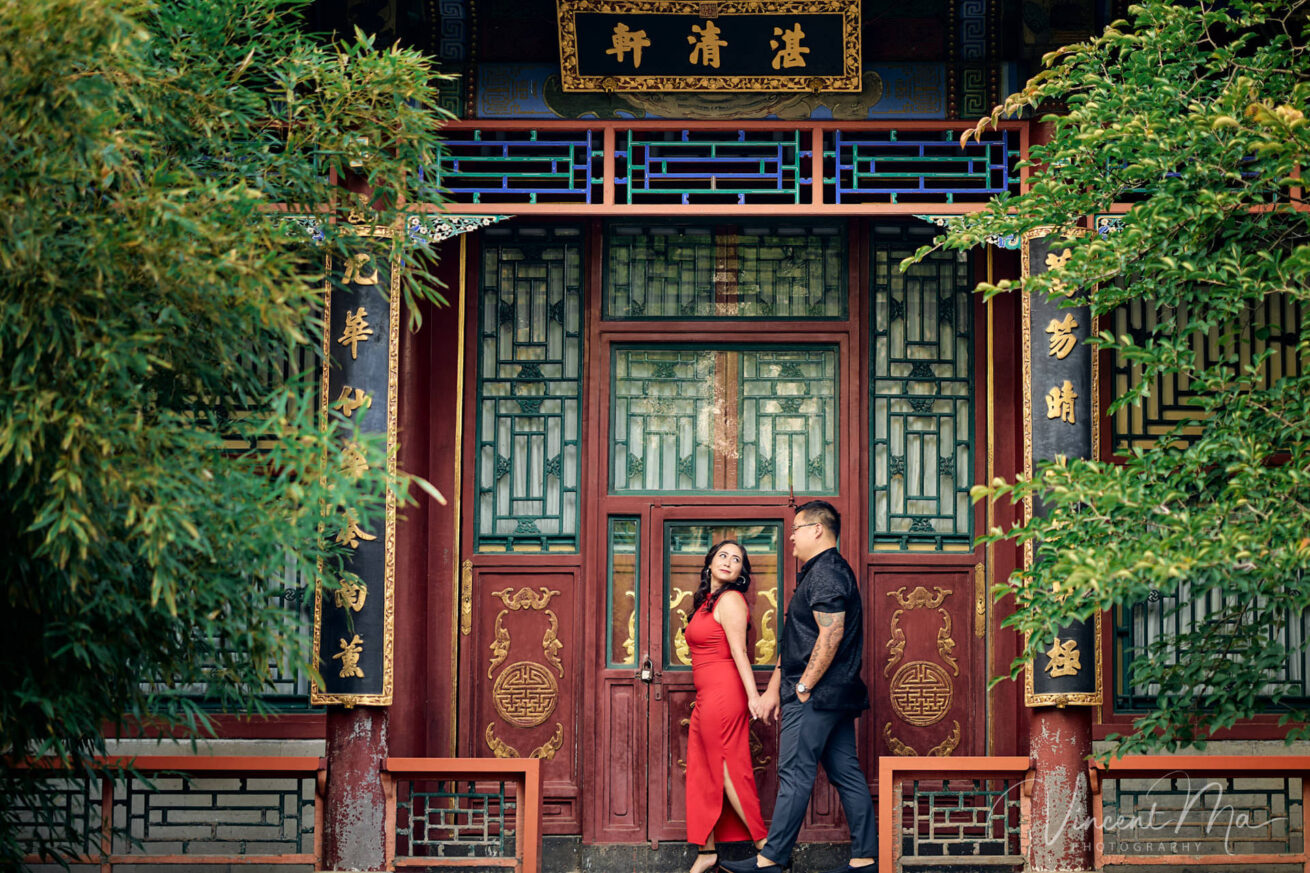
[914,0,1310,754]
[0,0,450,862]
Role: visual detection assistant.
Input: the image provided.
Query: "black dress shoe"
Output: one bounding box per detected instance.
[819,865,877,873]
[719,856,789,873]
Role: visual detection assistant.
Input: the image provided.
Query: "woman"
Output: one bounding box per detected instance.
[684,539,769,873]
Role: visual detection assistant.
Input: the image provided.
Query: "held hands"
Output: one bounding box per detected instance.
[750,688,781,725]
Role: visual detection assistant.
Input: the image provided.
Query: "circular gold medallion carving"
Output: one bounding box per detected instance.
[492,661,558,727]
[889,660,953,727]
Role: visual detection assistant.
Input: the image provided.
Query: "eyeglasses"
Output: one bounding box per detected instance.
[791,522,821,533]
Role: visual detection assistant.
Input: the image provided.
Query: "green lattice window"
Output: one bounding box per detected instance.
[475,226,584,552]
[143,556,317,710]
[605,223,846,319]
[1110,295,1305,451]
[611,346,838,494]
[870,227,974,551]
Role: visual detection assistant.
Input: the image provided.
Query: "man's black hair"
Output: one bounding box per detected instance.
[796,499,840,540]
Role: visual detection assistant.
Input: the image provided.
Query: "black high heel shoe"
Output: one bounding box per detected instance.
[691,848,720,873]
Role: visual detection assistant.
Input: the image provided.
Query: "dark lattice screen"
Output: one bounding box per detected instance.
[1110,295,1305,451]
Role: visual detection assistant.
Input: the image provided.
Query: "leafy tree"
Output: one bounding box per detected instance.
[0,0,448,861]
[918,0,1310,754]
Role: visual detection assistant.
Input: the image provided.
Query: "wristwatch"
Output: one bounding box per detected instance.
[796,681,809,695]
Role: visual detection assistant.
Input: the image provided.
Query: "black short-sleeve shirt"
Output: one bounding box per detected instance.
[779,547,870,712]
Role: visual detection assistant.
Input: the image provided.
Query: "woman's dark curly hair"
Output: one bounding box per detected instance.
[690,539,752,615]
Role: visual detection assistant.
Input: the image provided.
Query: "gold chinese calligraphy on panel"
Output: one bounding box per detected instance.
[557,0,860,92]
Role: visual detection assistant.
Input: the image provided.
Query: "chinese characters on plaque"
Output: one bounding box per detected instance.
[557,0,860,92]
[1022,227,1102,707]
[311,226,398,706]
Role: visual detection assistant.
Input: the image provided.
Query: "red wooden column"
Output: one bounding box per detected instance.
[322,707,390,870]
[1029,708,1093,870]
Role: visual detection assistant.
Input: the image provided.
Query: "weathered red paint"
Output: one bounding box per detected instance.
[323,706,389,871]
[1029,707,1094,872]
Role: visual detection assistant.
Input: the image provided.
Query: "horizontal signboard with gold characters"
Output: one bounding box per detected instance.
[557,0,860,92]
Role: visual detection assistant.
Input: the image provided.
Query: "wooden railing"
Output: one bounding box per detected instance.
[878,756,1032,872]
[385,757,542,873]
[14,755,542,872]
[421,119,1030,216]
[16,755,324,870]
[1091,755,1310,872]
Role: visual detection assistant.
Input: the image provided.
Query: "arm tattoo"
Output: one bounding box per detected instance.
[815,610,845,630]
[800,611,846,688]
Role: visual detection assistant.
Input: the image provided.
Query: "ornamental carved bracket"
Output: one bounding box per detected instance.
[883,720,961,757]
[888,585,950,610]
[543,610,564,676]
[884,587,956,679]
[492,586,561,611]
[486,721,566,760]
[530,723,566,760]
[488,610,511,678]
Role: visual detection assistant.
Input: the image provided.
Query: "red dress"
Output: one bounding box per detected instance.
[684,600,768,845]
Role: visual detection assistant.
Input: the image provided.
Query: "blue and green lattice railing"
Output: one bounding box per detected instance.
[421,122,1026,213]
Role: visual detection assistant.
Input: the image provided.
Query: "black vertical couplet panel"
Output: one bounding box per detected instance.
[1024,231,1099,705]
[314,235,395,704]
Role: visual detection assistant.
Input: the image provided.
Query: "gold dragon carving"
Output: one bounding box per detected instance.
[485,723,520,758]
[669,587,693,666]
[487,722,566,761]
[937,609,959,676]
[488,610,511,678]
[885,610,907,677]
[755,588,778,664]
[542,610,564,676]
[530,723,566,760]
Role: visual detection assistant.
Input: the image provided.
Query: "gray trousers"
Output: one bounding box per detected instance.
[761,699,878,865]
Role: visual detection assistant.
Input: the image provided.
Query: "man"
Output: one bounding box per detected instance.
[722,500,877,873]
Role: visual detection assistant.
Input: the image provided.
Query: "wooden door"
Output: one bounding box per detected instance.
[595,504,794,843]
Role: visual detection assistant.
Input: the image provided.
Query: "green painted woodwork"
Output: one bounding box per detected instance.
[624,131,806,205]
[611,346,838,494]
[604,223,846,319]
[157,562,316,711]
[396,780,515,859]
[662,521,783,671]
[1115,590,1310,711]
[898,778,1022,861]
[115,775,315,855]
[13,775,100,857]
[607,517,640,668]
[870,226,974,550]
[475,226,584,552]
